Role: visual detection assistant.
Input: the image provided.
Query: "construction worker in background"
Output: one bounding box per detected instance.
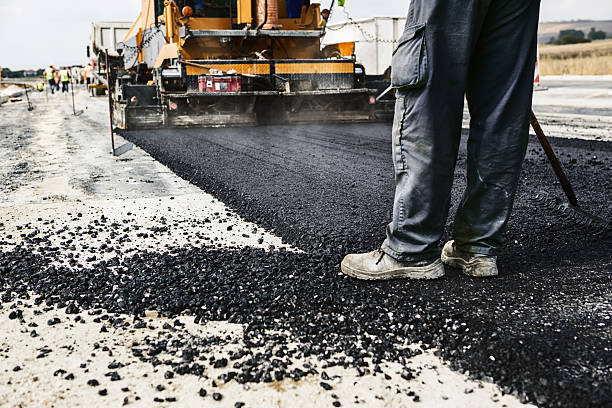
[54,70,61,92]
[84,63,94,85]
[59,67,70,93]
[44,65,56,94]
[341,0,541,280]
[36,81,44,92]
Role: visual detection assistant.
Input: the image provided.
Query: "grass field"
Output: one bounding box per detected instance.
[539,39,612,75]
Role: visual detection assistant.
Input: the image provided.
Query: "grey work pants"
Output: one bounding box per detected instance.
[382,0,541,261]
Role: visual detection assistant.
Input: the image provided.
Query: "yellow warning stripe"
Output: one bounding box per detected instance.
[185,61,354,76]
[186,63,271,76]
[275,62,354,74]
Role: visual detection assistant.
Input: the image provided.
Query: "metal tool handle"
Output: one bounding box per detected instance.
[530,110,578,207]
[23,84,33,111]
[105,49,115,154]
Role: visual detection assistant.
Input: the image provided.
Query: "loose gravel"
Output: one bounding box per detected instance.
[116,123,612,407]
[1,108,610,407]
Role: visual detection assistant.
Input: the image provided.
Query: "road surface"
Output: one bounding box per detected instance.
[0,78,610,408]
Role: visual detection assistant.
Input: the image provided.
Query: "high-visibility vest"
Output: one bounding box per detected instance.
[84,65,93,79]
[37,82,44,91]
[60,69,69,82]
[45,68,54,80]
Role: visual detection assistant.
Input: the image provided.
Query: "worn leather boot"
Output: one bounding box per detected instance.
[341,249,445,281]
[441,240,498,277]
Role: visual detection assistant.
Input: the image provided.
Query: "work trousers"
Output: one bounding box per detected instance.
[61,81,69,93]
[48,79,55,94]
[382,0,540,261]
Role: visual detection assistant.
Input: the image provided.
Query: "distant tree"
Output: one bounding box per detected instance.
[559,29,585,39]
[0,68,31,78]
[587,27,606,40]
[554,35,591,45]
[551,29,591,45]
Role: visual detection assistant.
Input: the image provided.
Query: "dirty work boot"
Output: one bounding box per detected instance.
[341,249,445,281]
[441,240,498,277]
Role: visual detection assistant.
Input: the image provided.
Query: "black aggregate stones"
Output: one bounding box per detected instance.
[0,122,609,408]
[320,382,333,391]
[118,124,611,408]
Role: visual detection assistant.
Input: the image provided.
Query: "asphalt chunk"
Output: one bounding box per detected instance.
[320,382,333,391]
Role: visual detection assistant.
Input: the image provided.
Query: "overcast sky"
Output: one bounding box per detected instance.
[1,0,611,70]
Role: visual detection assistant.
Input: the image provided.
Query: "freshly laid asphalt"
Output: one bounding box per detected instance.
[116,122,611,407]
[1,109,610,407]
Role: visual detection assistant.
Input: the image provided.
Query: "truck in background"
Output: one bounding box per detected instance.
[87,22,133,96]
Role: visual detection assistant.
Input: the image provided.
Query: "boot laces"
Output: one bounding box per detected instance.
[375,248,385,265]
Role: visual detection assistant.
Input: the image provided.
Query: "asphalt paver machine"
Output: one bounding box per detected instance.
[113,0,376,128]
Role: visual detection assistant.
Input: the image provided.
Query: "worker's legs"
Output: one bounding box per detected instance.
[452,0,540,255]
[381,0,491,261]
[62,82,69,93]
[48,79,55,94]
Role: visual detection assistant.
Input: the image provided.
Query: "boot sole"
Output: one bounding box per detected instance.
[441,251,498,277]
[341,259,445,281]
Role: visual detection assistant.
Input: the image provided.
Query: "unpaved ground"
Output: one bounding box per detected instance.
[462,76,612,142]
[0,88,539,407]
[531,77,612,141]
[2,304,524,408]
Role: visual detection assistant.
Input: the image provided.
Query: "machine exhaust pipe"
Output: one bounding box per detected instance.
[256,0,278,29]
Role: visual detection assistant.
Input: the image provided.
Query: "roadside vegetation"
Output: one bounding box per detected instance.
[546,28,607,45]
[540,38,612,75]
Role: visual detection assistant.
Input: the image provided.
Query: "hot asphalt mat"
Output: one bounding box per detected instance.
[120,123,611,407]
[0,113,610,407]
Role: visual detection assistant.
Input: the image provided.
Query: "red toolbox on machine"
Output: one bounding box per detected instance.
[199,75,242,93]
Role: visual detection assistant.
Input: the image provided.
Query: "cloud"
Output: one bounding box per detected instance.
[0,1,139,70]
[540,0,612,22]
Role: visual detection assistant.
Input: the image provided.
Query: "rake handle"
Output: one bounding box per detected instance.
[530,111,578,207]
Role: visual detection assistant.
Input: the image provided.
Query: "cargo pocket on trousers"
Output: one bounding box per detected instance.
[391,23,428,90]
[392,94,408,174]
